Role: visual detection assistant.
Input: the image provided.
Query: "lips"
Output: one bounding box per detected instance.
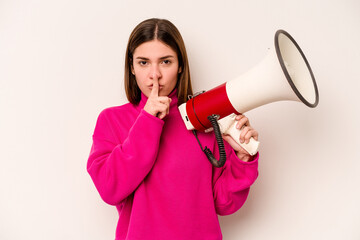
[149,85,164,89]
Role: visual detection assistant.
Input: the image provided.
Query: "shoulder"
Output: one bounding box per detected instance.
[93,103,140,141]
[94,102,139,128]
[98,102,137,120]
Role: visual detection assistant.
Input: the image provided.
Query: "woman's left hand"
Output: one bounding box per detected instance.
[222,114,259,162]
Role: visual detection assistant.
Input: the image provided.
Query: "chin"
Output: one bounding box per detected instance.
[161,90,172,97]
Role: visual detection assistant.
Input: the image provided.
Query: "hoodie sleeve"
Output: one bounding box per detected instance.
[87,109,164,205]
[212,141,259,216]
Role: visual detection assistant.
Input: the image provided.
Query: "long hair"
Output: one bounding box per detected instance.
[124,18,193,106]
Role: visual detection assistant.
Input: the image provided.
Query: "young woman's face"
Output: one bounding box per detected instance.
[132,40,180,98]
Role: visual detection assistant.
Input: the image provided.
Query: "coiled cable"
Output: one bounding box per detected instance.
[192,114,227,168]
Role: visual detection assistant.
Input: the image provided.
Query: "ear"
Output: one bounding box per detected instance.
[131,65,135,75]
[178,66,182,74]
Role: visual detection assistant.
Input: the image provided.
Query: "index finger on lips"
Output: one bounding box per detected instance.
[150,75,159,97]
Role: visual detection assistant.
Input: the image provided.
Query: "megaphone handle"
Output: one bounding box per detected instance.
[219,115,260,156]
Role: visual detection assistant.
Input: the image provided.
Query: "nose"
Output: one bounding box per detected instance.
[149,64,162,80]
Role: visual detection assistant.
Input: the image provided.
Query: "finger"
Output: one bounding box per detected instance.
[244,129,258,143]
[165,101,171,115]
[150,76,159,97]
[250,129,259,141]
[157,97,171,114]
[235,114,243,121]
[157,102,170,119]
[236,116,250,129]
[157,96,171,104]
[158,112,166,119]
[240,126,252,143]
[158,106,168,119]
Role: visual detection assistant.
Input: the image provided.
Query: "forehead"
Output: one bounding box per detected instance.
[133,40,177,58]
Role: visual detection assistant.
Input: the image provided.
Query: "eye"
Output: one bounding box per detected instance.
[139,61,148,66]
[162,59,171,64]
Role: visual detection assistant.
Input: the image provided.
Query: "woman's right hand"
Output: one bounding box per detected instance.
[144,77,172,120]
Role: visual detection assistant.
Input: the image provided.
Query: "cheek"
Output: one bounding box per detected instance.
[134,68,147,85]
[166,67,180,84]
[135,77,150,96]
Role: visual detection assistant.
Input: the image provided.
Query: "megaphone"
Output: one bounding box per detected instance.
[178,30,319,167]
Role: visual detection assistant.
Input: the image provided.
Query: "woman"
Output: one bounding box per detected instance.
[87,18,259,240]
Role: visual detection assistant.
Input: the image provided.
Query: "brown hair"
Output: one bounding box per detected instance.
[124,18,193,106]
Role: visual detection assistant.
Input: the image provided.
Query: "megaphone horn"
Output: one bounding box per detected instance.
[179,29,319,167]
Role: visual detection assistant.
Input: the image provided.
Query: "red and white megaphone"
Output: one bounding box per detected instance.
[178,30,319,166]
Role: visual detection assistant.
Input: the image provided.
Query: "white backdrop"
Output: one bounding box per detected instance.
[1,0,359,239]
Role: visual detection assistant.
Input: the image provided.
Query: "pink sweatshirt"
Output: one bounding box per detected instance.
[87,89,259,240]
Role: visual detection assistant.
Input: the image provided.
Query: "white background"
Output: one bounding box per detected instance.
[1,0,359,239]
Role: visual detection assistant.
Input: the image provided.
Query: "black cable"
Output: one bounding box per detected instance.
[192,115,227,168]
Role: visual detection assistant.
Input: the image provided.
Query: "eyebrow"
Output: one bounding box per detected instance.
[135,55,176,60]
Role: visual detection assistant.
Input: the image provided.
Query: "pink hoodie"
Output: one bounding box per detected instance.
[87,89,259,240]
